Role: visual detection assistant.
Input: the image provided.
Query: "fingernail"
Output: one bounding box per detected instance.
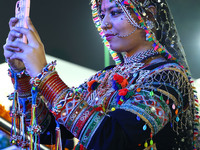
[17,33,22,37]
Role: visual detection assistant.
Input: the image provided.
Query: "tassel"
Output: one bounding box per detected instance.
[10,73,20,145]
[28,86,41,150]
[55,121,62,150]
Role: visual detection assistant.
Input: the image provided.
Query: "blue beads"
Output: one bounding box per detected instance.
[143,124,147,131]
[176,116,180,122]
[137,115,140,121]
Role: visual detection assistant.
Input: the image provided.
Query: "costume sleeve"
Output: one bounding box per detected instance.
[37,63,192,149]
[116,63,193,149]
[87,63,192,150]
[8,69,73,144]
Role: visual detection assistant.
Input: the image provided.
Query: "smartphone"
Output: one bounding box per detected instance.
[15,0,30,43]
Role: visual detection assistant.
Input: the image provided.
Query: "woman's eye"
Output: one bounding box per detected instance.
[111,10,123,16]
[99,14,105,20]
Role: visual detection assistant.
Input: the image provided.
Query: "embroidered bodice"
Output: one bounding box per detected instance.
[38,49,194,149]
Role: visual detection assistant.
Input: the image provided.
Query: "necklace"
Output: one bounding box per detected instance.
[124,48,159,64]
[87,49,160,110]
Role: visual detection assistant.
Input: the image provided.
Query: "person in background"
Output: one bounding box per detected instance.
[3,0,199,149]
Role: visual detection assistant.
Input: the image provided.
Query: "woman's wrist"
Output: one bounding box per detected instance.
[39,71,69,105]
[30,61,69,105]
[8,68,32,98]
[8,67,29,78]
[30,61,57,87]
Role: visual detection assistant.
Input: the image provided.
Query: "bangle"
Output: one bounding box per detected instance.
[17,76,32,97]
[30,61,57,87]
[40,73,68,105]
[9,68,32,98]
[30,62,69,106]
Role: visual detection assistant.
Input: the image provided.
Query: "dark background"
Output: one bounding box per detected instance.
[0,0,200,79]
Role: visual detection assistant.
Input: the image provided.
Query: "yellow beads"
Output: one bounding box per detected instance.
[111,53,117,57]
[144,141,148,148]
[157,48,162,52]
[111,107,116,111]
[97,27,101,31]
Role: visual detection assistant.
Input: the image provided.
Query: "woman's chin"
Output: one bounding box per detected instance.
[109,45,124,53]
[109,44,120,52]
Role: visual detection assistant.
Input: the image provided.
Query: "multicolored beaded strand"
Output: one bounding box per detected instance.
[9,71,29,148]
[91,0,122,65]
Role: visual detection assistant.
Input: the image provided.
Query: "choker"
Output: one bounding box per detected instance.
[123,48,159,64]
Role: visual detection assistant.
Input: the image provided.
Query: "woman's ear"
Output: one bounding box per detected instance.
[148,5,157,18]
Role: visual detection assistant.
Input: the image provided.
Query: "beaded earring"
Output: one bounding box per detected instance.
[146,20,154,30]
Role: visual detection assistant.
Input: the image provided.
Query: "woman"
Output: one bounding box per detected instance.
[3,0,199,149]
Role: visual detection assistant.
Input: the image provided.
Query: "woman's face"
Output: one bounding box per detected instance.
[100,0,151,56]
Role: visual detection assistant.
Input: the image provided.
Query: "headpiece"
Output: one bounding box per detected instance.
[91,0,189,70]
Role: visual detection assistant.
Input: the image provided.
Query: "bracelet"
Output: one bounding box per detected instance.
[39,72,69,105]
[30,61,57,87]
[29,61,69,108]
[8,68,29,78]
[9,68,32,98]
[17,76,32,98]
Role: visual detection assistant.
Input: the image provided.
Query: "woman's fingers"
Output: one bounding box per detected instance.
[6,40,30,53]
[26,17,41,41]
[4,17,47,77]
[3,42,21,59]
[9,17,18,30]
[7,30,23,42]
[12,27,40,47]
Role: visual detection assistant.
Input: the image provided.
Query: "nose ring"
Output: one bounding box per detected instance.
[105,22,109,28]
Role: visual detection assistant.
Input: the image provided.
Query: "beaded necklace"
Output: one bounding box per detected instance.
[87,48,159,109]
[85,48,161,149]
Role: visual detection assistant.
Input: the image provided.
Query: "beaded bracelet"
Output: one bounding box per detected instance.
[30,60,57,87]
[8,68,29,78]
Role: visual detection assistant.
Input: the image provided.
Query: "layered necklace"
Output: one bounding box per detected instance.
[86,48,159,109]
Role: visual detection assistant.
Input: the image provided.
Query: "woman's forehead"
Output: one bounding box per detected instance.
[100,0,118,11]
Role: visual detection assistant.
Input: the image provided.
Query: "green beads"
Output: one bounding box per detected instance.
[150,91,154,96]
[150,139,153,145]
[32,87,36,91]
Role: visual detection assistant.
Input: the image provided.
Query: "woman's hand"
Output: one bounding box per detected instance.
[4,17,25,72]
[3,17,47,77]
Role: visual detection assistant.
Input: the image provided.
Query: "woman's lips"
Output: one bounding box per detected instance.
[105,34,116,41]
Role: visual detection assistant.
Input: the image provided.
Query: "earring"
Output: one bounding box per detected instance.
[146,20,154,30]
[145,20,155,41]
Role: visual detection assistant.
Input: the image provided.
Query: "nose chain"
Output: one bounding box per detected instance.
[105,23,137,38]
[116,27,137,38]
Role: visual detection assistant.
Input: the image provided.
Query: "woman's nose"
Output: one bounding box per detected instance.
[101,15,112,30]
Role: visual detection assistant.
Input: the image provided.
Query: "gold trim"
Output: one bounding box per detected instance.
[157,88,178,105]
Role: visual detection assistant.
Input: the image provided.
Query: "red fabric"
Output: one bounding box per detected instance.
[113,73,124,84]
[118,88,129,96]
